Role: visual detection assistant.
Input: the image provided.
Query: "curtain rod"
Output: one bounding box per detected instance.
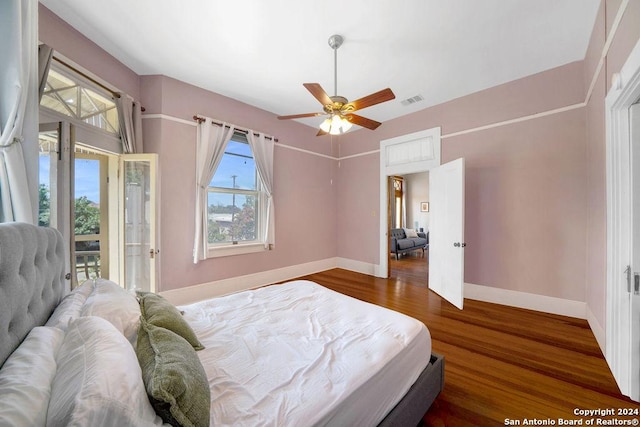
[193,115,278,142]
[52,56,146,112]
[53,56,121,99]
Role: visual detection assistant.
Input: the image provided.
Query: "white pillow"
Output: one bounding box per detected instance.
[404,228,419,238]
[46,316,163,427]
[0,327,65,426]
[46,279,95,329]
[80,278,141,345]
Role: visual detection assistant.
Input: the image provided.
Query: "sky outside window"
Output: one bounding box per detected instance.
[39,156,100,203]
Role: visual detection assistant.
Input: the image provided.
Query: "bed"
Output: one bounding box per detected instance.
[0,223,444,426]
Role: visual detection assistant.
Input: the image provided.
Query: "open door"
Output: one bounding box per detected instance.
[120,154,158,293]
[428,157,465,309]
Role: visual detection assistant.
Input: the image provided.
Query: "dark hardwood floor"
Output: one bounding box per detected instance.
[297,251,640,426]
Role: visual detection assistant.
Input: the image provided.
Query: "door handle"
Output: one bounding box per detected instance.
[149,249,159,259]
[453,242,467,248]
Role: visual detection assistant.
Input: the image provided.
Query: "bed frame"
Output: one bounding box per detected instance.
[0,222,444,425]
[379,353,445,426]
[0,222,66,368]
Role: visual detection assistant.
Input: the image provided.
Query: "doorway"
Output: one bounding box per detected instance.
[388,172,430,283]
[73,147,110,285]
[38,123,118,287]
[38,120,159,292]
[378,128,441,278]
[379,128,466,309]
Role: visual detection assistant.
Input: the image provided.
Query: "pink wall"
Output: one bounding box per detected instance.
[141,76,337,291]
[446,109,586,300]
[337,63,588,301]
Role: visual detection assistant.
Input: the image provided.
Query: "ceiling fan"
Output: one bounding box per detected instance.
[277,34,396,136]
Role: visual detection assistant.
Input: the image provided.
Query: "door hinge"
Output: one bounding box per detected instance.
[626,265,632,293]
[635,273,639,295]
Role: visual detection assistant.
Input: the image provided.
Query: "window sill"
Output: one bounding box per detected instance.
[206,242,267,258]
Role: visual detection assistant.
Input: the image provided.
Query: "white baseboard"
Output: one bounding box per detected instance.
[586,306,606,356]
[465,282,587,319]
[336,257,377,276]
[160,258,338,305]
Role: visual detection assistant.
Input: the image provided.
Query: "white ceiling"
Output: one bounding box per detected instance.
[41,0,600,130]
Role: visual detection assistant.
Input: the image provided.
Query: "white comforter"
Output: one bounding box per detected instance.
[180,280,431,427]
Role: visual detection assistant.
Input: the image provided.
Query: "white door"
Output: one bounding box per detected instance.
[630,103,640,402]
[428,157,465,309]
[120,154,158,293]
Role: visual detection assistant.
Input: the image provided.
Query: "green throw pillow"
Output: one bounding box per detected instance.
[136,318,211,427]
[139,293,204,351]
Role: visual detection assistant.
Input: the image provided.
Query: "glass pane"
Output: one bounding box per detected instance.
[210,140,256,190]
[75,240,100,282]
[207,192,257,244]
[40,68,119,135]
[74,158,101,235]
[124,160,152,292]
[74,156,103,282]
[40,93,74,117]
[38,130,58,228]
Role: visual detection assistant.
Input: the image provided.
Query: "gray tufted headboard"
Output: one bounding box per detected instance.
[0,222,67,368]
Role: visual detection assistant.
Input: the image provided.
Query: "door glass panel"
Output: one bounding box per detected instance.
[38,128,58,228]
[74,151,108,283]
[124,159,153,292]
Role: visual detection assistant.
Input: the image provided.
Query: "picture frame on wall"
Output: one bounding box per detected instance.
[421,202,429,212]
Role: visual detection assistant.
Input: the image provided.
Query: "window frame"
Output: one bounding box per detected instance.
[205,132,268,258]
[40,64,119,136]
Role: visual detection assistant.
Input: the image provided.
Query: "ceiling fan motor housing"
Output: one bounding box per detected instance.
[324,95,349,114]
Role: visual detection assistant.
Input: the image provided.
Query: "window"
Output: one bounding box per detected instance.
[206,133,265,252]
[40,67,119,134]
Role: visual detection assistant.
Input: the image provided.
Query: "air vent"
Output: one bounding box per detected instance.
[400,95,425,106]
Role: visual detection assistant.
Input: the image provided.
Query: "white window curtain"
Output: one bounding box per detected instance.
[115,93,144,154]
[246,131,275,248]
[193,118,235,263]
[0,0,37,223]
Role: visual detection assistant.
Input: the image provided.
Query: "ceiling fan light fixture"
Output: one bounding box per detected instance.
[341,117,352,132]
[320,117,332,133]
[322,114,352,135]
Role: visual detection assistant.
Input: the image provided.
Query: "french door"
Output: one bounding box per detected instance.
[38,121,158,292]
[120,154,158,293]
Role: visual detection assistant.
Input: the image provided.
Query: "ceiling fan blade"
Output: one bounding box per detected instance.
[316,129,328,136]
[303,83,333,106]
[277,112,325,120]
[346,114,382,130]
[343,88,395,112]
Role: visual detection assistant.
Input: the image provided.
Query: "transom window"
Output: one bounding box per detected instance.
[40,67,119,134]
[207,134,263,246]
